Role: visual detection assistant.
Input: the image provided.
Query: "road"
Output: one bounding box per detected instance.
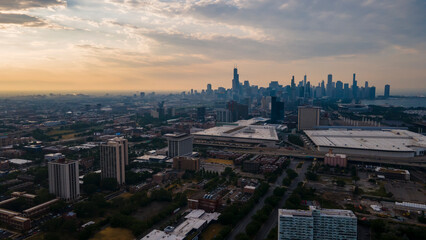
[254,162,309,240]
[226,161,299,240]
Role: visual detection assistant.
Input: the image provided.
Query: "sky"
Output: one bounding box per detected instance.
[0,0,425,95]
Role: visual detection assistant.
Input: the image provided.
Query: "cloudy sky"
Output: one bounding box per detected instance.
[0,0,425,94]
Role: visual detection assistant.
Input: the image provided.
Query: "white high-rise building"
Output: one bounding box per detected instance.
[278,208,357,240]
[164,133,193,158]
[48,159,80,202]
[100,137,128,185]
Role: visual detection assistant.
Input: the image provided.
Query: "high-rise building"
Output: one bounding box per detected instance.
[227,101,248,121]
[206,84,212,94]
[384,84,390,98]
[343,83,350,99]
[232,67,240,93]
[100,137,128,185]
[326,74,333,98]
[271,96,285,123]
[48,159,80,202]
[369,86,376,100]
[298,106,321,130]
[165,133,194,158]
[278,208,357,240]
[216,108,232,122]
[197,107,206,122]
[335,81,343,99]
[352,73,358,99]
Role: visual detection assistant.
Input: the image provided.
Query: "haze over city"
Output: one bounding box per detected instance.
[0,0,425,94]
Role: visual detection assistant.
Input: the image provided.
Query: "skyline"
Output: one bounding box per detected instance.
[0,0,425,94]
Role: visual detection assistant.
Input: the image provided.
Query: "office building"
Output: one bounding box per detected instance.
[352,73,358,99]
[48,159,80,201]
[271,96,284,123]
[335,81,343,99]
[197,107,206,122]
[384,84,390,98]
[369,86,376,100]
[227,101,248,121]
[165,133,194,158]
[232,67,240,93]
[297,106,321,130]
[278,208,357,240]
[216,108,232,122]
[100,137,128,185]
[173,156,200,171]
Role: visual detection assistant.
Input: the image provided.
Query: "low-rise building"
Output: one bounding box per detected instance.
[324,150,347,167]
[173,157,200,171]
[375,167,410,180]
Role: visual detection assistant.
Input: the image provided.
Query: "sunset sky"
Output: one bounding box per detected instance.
[1,0,425,94]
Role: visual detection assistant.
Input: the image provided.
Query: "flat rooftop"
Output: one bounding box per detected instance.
[279,209,356,218]
[193,125,278,141]
[305,129,426,152]
[140,229,183,240]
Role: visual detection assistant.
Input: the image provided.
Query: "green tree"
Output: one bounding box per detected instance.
[100,178,118,191]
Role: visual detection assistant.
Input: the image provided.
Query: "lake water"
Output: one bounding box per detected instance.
[362,98,426,108]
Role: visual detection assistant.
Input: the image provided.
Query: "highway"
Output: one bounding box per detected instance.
[226,161,299,240]
[254,162,309,240]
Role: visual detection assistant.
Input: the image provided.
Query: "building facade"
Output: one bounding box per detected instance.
[279,208,357,240]
[173,156,200,171]
[100,137,128,185]
[48,159,80,201]
[165,133,194,158]
[298,106,321,130]
[324,150,347,167]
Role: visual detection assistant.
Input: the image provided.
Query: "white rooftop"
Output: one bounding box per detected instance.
[140,229,183,240]
[305,129,426,152]
[172,218,206,238]
[193,125,278,141]
[8,159,32,165]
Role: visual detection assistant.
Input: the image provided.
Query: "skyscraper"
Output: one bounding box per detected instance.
[335,81,343,99]
[100,137,128,185]
[384,84,390,98]
[326,74,333,98]
[48,159,80,202]
[369,86,376,100]
[352,73,358,99]
[271,96,285,123]
[232,67,240,93]
[206,84,212,94]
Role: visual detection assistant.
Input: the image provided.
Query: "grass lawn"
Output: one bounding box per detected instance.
[90,227,134,240]
[119,192,133,199]
[200,223,225,240]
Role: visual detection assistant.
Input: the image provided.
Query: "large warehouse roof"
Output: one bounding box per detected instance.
[193,125,278,141]
[305,129,426,152]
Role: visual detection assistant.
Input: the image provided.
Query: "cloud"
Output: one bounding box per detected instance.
[0,13,46,26]
[0,0,64,10]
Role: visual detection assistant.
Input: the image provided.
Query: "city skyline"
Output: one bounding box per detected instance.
[0,0,425,94]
